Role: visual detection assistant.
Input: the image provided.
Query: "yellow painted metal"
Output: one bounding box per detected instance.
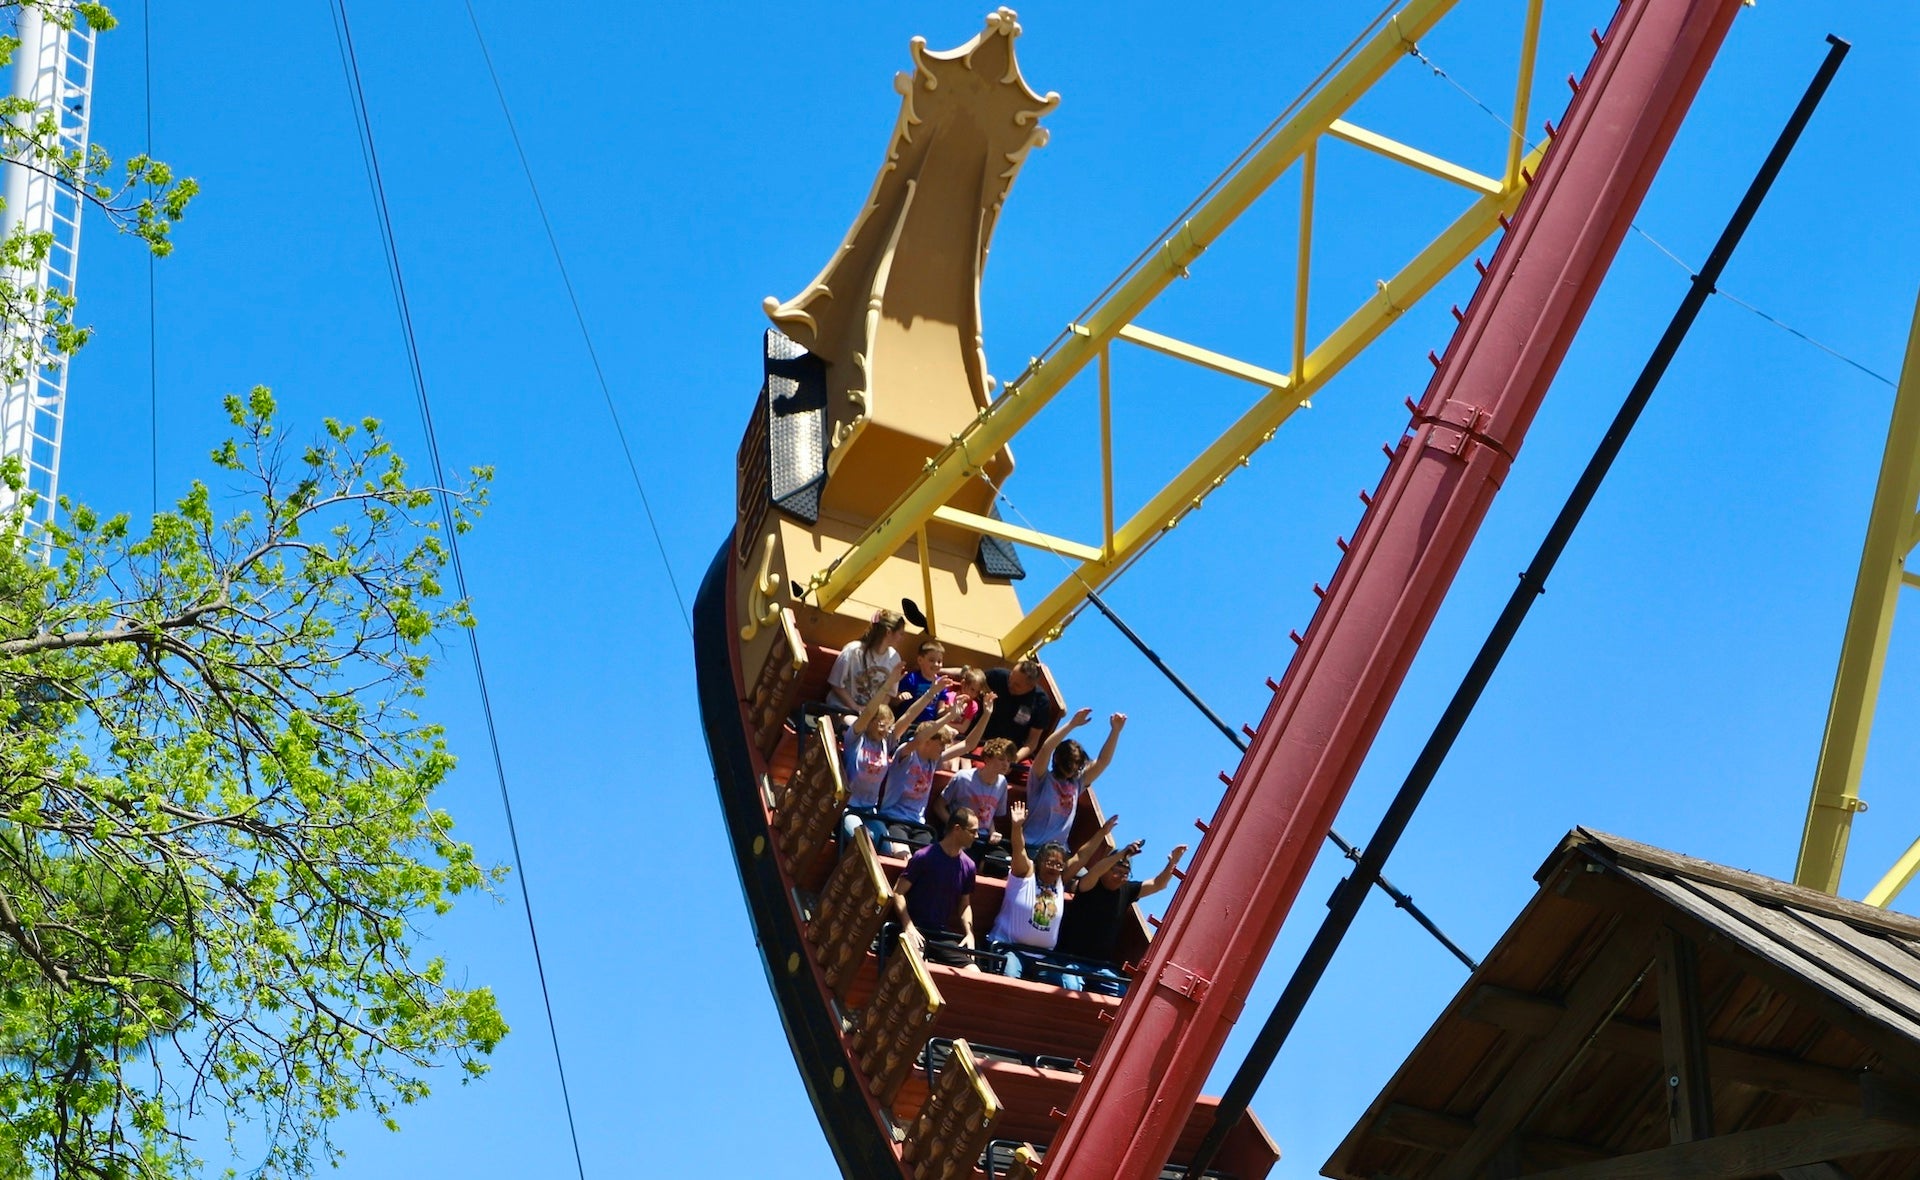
[1795,290,1920,895]
[998,145,1545,657]
[1327,118,1502,196]
[1099,346,1115,556]
[1295,143,1316,383]
[1113,324,1293,390]
[807,0,1468,613]
[1507,0,1545,187]
[1865,836,1920,908]
[916,523,939,638]
[929,505,1105,564]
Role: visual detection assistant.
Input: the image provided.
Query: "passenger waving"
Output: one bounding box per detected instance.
[1023,709,1125,850]
[875,691,994,854]
[841,668,961,851]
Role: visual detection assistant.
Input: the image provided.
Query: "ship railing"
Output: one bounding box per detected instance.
[806,825,892,1002]
[851,933,945,1107]
[901,1037,1002,1180]
[774,716,846,893]
[748,606,807,759]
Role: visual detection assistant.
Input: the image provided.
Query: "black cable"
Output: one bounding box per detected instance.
[325,5,589,1177]
[1079,588,1478,970]
[1184,36,1851,1177]
[457,0,688,633]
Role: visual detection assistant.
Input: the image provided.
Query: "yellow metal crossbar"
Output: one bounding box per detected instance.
[1797,290,1920,898]
[1327,118,1503,195]
[929,505,1105,563]
[1110,324,1293,390]
[806,0,1554,658]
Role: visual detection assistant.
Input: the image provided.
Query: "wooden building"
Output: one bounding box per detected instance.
[1326,829,1920,1180]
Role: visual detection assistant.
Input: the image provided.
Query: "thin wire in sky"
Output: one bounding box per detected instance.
[1411,44,1894,390]
[324,4,590,1178]
[457,0,690,634]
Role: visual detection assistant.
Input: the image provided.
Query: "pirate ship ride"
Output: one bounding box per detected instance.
[695,3,1920,1178]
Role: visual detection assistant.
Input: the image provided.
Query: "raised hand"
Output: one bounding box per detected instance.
[1069,706,1093,728]
[1168,843,1189,865]
[1010,800,1028,828]
[1109,711,1128,729]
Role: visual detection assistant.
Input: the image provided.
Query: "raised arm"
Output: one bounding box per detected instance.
[1007,800,1032,880]
[1033,707,1092,774]
[1080,712,1128,789]
[1077,838,1142,894]
[1138,843,1189,901]
[1065,814,1121,879]
[892,673,955,742]
[942,692,996,761]
[853,661,909,737]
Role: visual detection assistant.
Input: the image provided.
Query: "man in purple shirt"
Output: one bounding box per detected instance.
[891,807,980,967]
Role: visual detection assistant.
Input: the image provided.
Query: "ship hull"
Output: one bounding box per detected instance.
[693,542,903,1179]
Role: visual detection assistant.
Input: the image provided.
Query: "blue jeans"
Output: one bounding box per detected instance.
[987,943,1085,991]
[840,808,890,852]
[987,944,1129,995]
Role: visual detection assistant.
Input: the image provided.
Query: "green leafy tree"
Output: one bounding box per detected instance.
[0,395,506,1178]
[0,4,507,1176]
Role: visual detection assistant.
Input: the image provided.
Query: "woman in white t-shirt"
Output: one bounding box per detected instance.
[986,801,1072,973]
[826,609,907,712]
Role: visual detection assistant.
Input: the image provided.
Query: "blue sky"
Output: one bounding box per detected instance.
[58,0,1920,1175]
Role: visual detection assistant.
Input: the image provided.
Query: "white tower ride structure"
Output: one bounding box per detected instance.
[0,6,96,533]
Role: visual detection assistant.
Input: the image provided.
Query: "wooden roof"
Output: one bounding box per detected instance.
[1324,828,1920,1180]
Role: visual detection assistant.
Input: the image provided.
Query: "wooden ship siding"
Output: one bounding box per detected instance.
[700,542,1281,1178]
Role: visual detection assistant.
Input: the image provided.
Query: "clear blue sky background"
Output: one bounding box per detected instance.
[55,0,1920,1174]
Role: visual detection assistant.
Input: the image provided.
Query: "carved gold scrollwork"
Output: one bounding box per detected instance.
[739,532,784,642]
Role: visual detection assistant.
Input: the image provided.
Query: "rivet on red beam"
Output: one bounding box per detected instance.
[1312,582,1326,599]
[1051,1107,1071,1119]
[1336,535,1349,552]
[1359,489,1373,506]
[1521,167,1534,184]
[1241,723,1258,740]
[1497,213,1511,231]
[1404,396,1420,415]
[1147,914,1162,928]
[1169,867,1187,882]
[1543,118,1556,138]
[1074,1058,1092,1071]
[1122,961,1140,978]
[1567,73,1580,95]
[1450,304,1464,323]
[1474,257,1489,277]
[1427,349,1443,369]
[1590,28,1603,48]
[1381,443,1394,459]
[1194,818,1210,834]
[1097,1009,1115,1023]
[1288,629,1304,646]
[1266,676,1281,691]
[1218,771,1233,786]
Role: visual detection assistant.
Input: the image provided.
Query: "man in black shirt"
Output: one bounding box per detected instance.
[1054,840,1188,996]
[983,659,1057,764]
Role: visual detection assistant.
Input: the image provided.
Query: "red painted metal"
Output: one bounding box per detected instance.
[1044,2,1748,1177]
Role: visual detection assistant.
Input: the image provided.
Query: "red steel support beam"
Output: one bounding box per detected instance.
[1043,3,1748,1178]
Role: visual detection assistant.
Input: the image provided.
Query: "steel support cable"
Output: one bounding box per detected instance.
[966,468,1477,968]
[457,0,688,632]
[325,5,590,1177]
[1078,589,1479,970]
[1413,43,1892,389]
[1184,36,1850,1178]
